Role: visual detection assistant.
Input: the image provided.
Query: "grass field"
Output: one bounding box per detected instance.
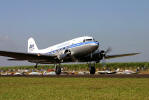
[0,77,149,100]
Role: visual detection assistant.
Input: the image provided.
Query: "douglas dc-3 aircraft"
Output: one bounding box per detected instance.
[0,36,139,75]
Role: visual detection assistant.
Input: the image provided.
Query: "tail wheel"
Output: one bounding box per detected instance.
[55,65,61,75]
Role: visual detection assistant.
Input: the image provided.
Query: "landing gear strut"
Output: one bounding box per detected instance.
[34,63,38,69]
[55,64,61,75]
[88,63,96,74]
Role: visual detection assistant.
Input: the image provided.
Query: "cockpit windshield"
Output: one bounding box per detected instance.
[83,38,94,42]
[85,39,92,41]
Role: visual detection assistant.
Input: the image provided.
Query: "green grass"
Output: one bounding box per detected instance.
[0,77,149,100]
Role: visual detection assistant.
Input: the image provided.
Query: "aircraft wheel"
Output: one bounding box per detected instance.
[55,66,61,75]
[89,66,96,74]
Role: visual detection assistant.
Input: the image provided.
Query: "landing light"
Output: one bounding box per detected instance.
[37,53,40,56]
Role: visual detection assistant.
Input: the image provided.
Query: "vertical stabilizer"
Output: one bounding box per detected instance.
[28,37,38,53]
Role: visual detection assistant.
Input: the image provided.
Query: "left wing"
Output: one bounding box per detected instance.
[105,53,140,59]
[0,51,59,64]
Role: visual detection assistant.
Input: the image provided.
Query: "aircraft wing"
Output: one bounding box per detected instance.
[105,53,140,59]
[0,51,59,64]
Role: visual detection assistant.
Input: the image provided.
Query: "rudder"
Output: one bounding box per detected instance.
[28,37,38,53]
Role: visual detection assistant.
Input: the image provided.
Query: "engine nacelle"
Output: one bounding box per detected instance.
[99,50,105,59]
[64,49,71,55]
[58,49,72,60]
[94,50,106,62]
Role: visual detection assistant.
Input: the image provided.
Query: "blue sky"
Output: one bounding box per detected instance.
[0,0,149,66]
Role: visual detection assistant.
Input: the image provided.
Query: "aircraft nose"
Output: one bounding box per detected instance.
[95,41,99,48]
[96,41,99,46]
[91,41,99,49]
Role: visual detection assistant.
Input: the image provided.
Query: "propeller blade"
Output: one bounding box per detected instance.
[101,57,106,67]
[99,47,112,67]
[105,47,112,54]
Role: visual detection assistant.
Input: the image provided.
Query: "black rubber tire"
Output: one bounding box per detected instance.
[34,65,38,69]
[89,66,96,74]
[55,66,61,75]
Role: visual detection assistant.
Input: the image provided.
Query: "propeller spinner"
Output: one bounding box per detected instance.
[99,47,112,66]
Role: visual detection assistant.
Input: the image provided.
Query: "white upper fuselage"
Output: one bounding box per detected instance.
[30,36,99,57]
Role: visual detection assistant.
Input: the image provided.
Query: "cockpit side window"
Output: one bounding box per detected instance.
[93,38,95,41]
[83,39,93,42]
[86,39,92,41]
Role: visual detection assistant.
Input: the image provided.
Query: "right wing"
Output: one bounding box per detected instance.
[105,53,140,59]
[0,51,59,64]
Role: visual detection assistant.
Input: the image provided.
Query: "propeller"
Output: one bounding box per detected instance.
[105,47,112,54]
[99,47,112,66]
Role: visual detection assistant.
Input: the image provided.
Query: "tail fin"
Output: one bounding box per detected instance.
[28,37,38,53]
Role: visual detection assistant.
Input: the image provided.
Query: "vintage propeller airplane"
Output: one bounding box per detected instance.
[0,36,139,75]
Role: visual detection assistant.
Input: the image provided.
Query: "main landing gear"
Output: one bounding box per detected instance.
[34,63,95,75]
[34,63,38,69]
[34,63,61,75]
[55,64,61,75]
[88,63,96,74]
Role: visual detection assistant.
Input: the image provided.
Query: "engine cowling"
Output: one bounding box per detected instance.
[96,48,111,64]
[99,50,106,59]
[58,49,72,60]
[93,50,105,63]
[64,49,71,55]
